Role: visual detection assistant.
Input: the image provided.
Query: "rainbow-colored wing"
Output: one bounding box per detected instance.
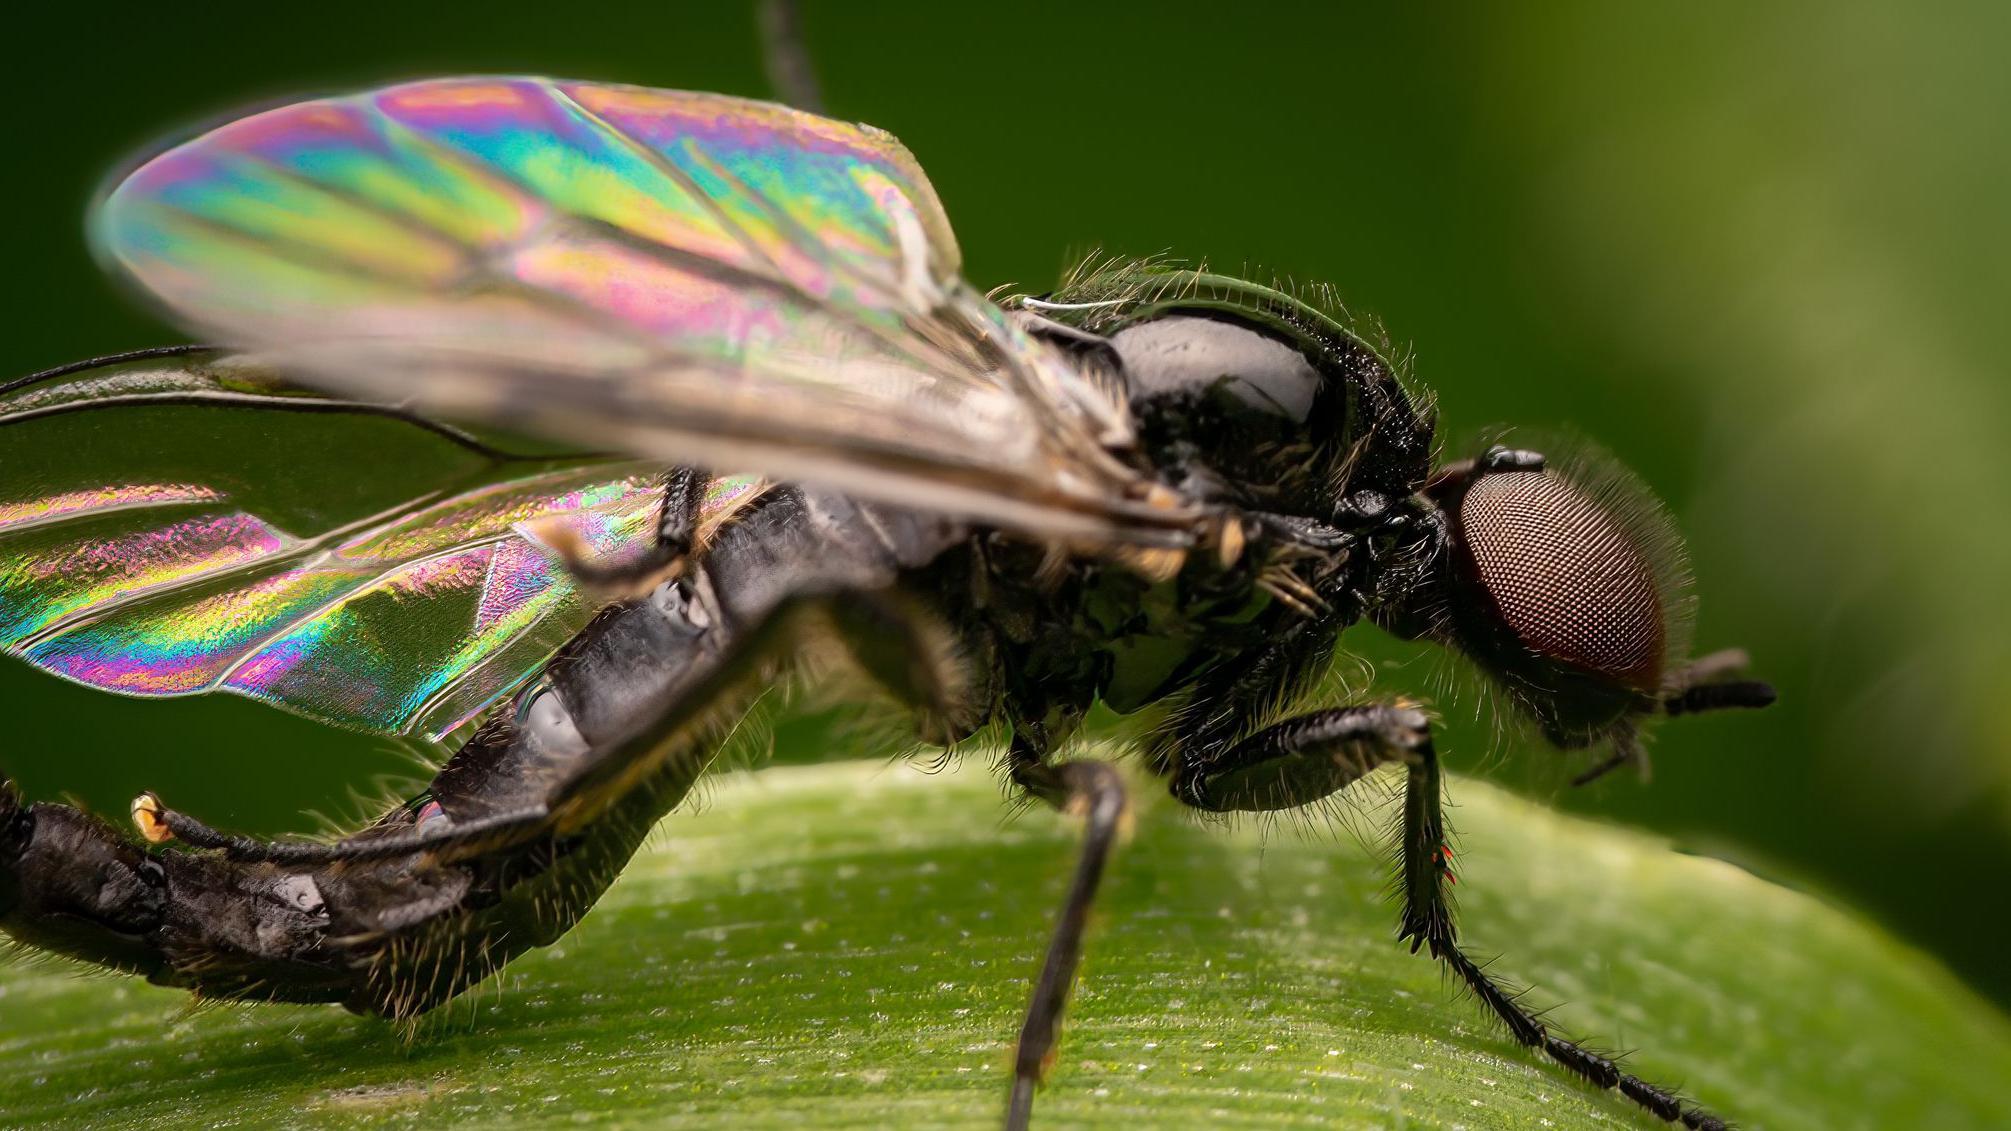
[93,77,1193,548]
[0,349,763,741]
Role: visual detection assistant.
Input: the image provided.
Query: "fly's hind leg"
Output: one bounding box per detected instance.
[2,485,972,1019]
[0,765,367,1006]
[1001,728,1131,1131]
[0,578,924,1018]
[1175,700,1729,1129]
[0,716,619,1016]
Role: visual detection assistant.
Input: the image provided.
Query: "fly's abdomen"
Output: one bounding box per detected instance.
[318,486,966,1015]
[0,484,966,1017]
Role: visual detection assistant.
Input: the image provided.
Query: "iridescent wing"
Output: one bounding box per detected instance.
[0,348,765,741]
[92,77,1197,550]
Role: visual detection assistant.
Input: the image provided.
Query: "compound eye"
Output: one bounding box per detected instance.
[1458,470,1668,690]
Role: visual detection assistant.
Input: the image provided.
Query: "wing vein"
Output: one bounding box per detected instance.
[0,345,218,399]
[544,84,970,381]
[13,460,635,650]
[203,529,527,696]
[0,389,598,464]
[91,77,1203,559]
[541,83,795,287]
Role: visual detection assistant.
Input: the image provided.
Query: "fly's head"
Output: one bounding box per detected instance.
[1376,442,1774,763]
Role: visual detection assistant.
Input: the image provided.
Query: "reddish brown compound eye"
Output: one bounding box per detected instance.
[1458,470,1666,691]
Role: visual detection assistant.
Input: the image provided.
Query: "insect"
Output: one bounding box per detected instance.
[0,68,1775,1131]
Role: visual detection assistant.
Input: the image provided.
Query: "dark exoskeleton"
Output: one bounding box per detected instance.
[0,270,1772,1129]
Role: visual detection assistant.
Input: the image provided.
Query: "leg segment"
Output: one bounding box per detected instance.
[757,0,824,112]
[827,590,976,746]
[1003,734,1131,1131]
[2,485,971,1013]
[0,770,369,1004]
[1396,736,1728,1129]
[1173,702,1430,812]
[131,790,551,866]
[549,466,708,593]
[653,465,707,556]
[1170,700,1728,1127]
[0,579,953,1016]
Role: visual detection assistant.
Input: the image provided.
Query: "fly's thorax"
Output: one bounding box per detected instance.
[1077,537,1337,715]
[1028,261,1433,524]
[1112,310,1426,519]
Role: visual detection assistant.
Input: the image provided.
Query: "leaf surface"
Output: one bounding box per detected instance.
[1,758,2004,1130]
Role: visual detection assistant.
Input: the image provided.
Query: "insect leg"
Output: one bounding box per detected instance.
[757,0,824,112]
[1003,733,1130,1131]
[0,766,361,1004]
[1396,736,1730,1130]
[1169,701,1728,1126]
[1171,703,1427,812]
[1,485,965,1014]
[0,581,900,1014]
[129,790,549,865]
[549,466,709,593]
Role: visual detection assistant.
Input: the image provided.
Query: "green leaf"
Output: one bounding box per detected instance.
[2,758,2005,1129]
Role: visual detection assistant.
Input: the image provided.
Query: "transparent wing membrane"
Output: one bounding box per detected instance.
[95,77,1190,547]
[0,350,760,740]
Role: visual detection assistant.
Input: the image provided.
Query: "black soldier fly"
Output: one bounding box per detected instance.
[0,28,1774,1131]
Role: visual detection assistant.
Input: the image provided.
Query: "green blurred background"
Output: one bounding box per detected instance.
[5,0,2007,1016]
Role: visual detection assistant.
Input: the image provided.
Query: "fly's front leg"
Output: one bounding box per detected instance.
[1171,702,1430,813]
[1173,703,1727,1125]
[1395,738,1728,1129]
[1002,729,1130,1131]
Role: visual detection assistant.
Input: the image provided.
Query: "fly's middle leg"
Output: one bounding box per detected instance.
[1001,730,1131,1131]
[827,590,976,745]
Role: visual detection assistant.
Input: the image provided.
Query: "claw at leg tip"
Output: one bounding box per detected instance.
[131,791,173,843]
